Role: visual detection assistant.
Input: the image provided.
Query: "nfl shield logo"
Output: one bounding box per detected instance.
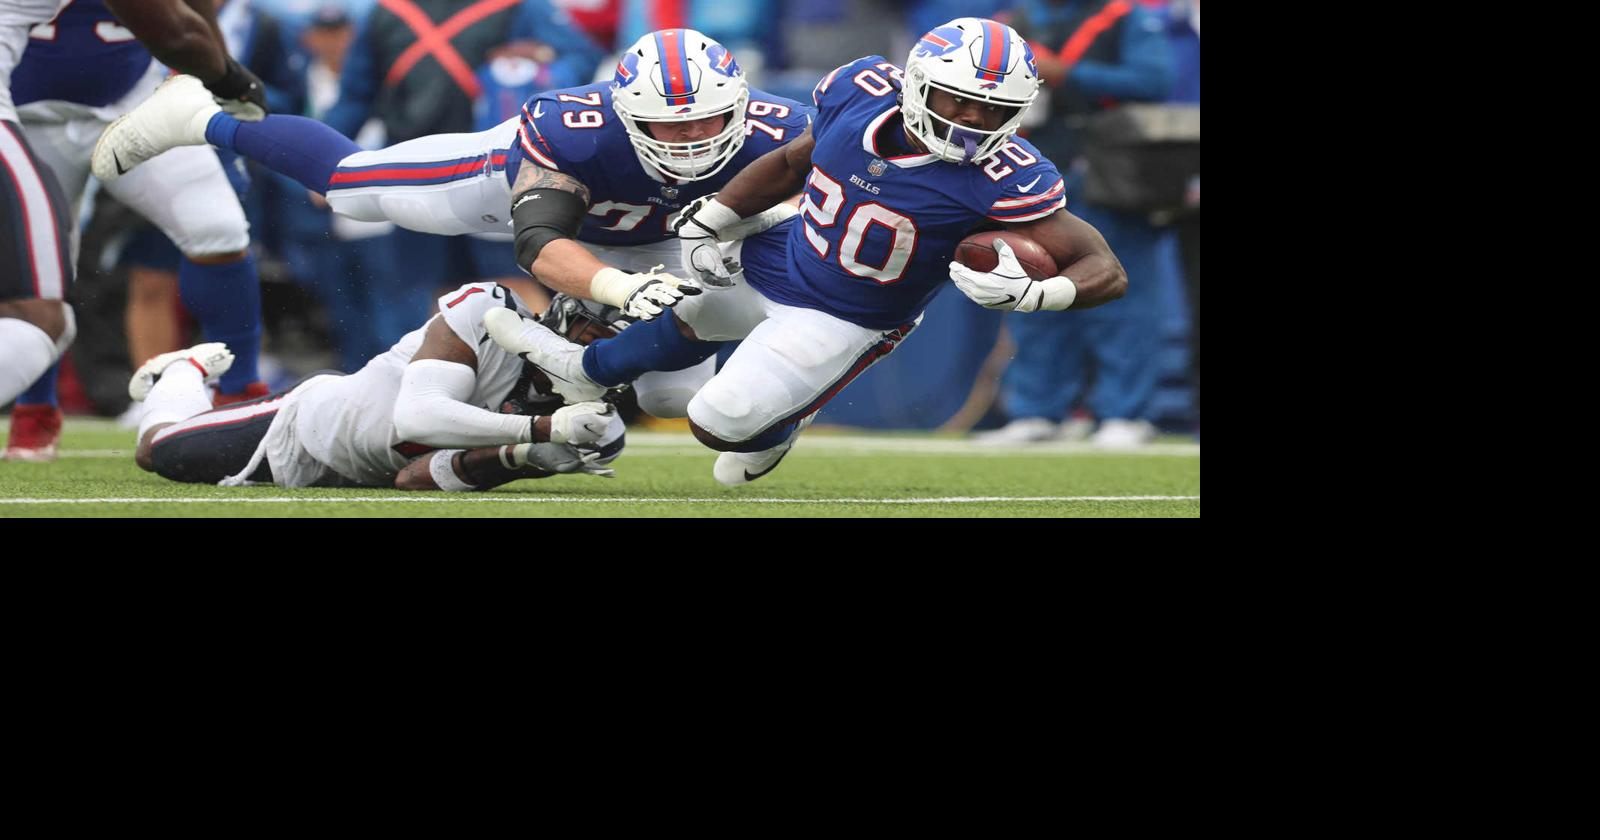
[868,159,888,176]
[661,185,680,199]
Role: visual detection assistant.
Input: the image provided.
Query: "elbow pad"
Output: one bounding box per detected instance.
[512,188,588,273]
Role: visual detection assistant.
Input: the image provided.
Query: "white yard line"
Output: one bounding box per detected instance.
[1,495,1198,506]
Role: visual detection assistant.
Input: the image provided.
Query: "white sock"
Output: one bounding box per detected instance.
[0,317,60,406]
[137,363,211,441]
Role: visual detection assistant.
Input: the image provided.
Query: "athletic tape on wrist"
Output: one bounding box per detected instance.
[429,449,476,492]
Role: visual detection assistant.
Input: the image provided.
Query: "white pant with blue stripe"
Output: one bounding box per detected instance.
[670,240,922,445]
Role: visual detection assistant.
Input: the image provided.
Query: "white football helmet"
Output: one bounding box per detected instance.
[902,18,1042,164]
[610,28,749,181]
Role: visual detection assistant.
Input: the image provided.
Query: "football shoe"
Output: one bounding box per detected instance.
[91,75,220,183]
[483,308,608,402]
[712,414,815,487]
[3,404,63,462]
[128,342,235,402]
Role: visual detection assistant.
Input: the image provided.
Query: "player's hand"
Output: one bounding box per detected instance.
[675,196,740,288]
[549,401,613,446]
[506,441,589,474]
[949,239,1044,312]
[618,266,701,321]
[680,236,740,288]
[205,57,270,121]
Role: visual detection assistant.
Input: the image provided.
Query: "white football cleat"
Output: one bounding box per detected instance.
[129,342,235,402]
[483,308,608,402]
[712,415,814,487]
[91,75,221,183]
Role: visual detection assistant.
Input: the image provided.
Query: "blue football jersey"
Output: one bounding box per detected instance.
[742,56,1067,331]
[509,81,812,248]
[10,0,153,108]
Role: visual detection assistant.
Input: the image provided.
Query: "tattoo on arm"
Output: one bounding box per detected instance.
[512,162,591,208]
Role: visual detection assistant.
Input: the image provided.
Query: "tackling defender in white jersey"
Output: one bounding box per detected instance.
[130,284,622,492]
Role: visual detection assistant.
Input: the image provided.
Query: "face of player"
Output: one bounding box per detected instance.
[645,114,728,145]
[926,88,1015,134]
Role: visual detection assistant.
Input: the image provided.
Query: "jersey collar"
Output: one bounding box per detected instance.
[863,107,938,168]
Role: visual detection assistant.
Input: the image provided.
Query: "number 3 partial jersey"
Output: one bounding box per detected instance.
[513,81,811,248]
[744,56,1066,331]
[8,0,152,109]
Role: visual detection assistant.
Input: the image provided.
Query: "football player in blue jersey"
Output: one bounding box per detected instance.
[91,27,812,420]
[2,0,269,460]
[481,18,1129,486]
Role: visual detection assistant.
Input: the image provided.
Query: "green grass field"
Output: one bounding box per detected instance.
[1,418,1199,517]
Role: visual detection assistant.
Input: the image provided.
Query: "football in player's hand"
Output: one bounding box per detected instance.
[954,231,1058,281]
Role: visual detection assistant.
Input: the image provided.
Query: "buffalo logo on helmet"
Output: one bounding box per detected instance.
[704,44,741,78]
[915,25,965,59]
[1023,42,1039,79]
[614,52,641,87]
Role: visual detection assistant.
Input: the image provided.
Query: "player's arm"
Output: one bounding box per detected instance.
[510,160,698,320]
[393,314,612,448]
[103,0,269,115]
[672,127,813,285]
[1005,209,1127,309]
[712,125,817,219]
[393,440,610,491]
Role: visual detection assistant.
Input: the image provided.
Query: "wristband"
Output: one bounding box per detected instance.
[588,267,637,309]
[686,198,744,240]
[1039,276,1078,310]
[429,450,476,492]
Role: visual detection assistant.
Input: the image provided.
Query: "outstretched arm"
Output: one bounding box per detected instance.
[103,0,226,79]
[706,126,816,219]
[509,161,699,320]
[393,443,606,491]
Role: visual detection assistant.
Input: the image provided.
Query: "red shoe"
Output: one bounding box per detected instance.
[4,404,63,462]
[213,381,270,407]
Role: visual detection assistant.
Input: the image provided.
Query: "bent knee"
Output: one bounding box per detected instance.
[0,299,70,342]
[687,384,762,443]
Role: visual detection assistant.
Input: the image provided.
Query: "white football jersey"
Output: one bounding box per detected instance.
[0,1,69,121]
[285,282,537,487]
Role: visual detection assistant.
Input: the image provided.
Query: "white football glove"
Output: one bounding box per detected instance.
[948,239,1077,313]
[548,401,614,446]
[674,195,743,288]
[502,442,597,475]
[589,265,702,321]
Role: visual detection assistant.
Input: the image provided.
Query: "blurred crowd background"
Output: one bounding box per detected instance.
[30,0,1199,443]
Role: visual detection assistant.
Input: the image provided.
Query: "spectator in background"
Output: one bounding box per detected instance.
[614,0,778,82]
[318,0,604,328]
[975,0,1175,448]
[553,0,618,50]
[278,3,412,373]
[1164,0,1197,418]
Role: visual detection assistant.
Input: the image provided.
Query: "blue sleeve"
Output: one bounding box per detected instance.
[515,90,605,176]
[1067,7,1173,103]
[810,56,891,136]
[512,0,605,86]
[744,90,814,151]
[322,11,380,139]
